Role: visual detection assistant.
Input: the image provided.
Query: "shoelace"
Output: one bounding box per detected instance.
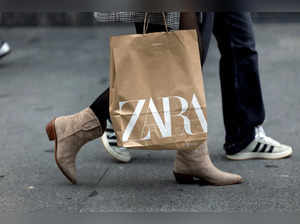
[255,126,281,147]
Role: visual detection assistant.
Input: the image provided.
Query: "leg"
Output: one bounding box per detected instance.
[213,12,292,159]
[196,12,214,64]
[213,12,265,155]
[90,88,110,129]
[92,88,132,163]
[173,13,243,186]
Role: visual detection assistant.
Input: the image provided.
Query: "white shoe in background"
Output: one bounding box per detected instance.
[0,41,11,59]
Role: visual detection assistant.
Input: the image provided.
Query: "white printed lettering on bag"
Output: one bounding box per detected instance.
[119,94,207,142]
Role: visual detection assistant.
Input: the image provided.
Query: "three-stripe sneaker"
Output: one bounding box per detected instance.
[0,41,11,59]
[101,120,131,163]
[226,126,293,160]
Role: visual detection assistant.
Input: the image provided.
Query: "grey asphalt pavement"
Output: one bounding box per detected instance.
[0,23,300,213]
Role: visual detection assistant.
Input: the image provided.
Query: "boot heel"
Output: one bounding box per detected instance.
[46,119,56,141]
[173,172,195,184]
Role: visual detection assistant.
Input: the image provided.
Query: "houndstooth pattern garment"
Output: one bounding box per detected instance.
[94,12,180,30]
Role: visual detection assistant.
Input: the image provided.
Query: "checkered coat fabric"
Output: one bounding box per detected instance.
[94,12,180,29]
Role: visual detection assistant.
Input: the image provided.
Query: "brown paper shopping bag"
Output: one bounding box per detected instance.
[109,15,208,150]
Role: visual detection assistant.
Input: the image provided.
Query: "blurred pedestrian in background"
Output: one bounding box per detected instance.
[0,40,11,59]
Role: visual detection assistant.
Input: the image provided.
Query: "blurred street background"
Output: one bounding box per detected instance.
[0,13,300,213]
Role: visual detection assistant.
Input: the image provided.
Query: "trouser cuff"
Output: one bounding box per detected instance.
[224,127,255,155]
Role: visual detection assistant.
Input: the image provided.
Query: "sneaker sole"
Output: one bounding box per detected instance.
[226,148,293,160]
[101,132,131,163]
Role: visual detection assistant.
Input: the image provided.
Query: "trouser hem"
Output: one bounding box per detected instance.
[224,128,256,155]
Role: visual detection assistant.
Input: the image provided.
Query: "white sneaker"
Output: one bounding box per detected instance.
[226,126,293,160]
[0,41,11,59]
[101,121,131,163]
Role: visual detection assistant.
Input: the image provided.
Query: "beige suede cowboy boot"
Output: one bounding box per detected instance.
[174,141,243,186]
[46,108,103,184]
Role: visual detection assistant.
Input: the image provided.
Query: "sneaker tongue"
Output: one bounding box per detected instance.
[255,126,281,146]
[255,126,266,138]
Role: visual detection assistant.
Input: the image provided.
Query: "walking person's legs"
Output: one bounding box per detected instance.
[173,12,241,185]
[46,86,242,186]
[213,12,292,160]
[46,12,242,185]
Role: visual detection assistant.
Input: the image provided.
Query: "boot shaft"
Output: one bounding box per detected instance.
[55,108,102,144]
[174,141,211,174]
